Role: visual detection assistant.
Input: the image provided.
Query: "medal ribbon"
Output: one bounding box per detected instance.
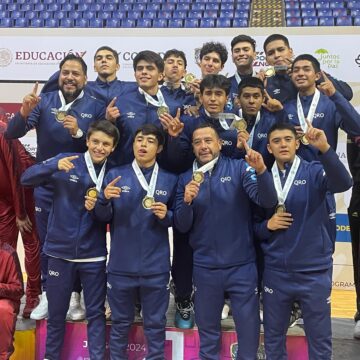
[296,89,320,133]
[193,156,219,175]
[138,87,168,109]
[132,160,159,197]
[271,155,300,205]
[204,109,240,130]
[84,151,106,192]
[234,70,257,85]
[58,90,84,112]
[238,109,261,147]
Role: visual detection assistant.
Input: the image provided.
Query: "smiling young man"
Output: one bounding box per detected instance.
[21,120,119,360]
[5,54,106,320]
[228,35,258,110]
[254,122,352,360]
[94,124,177,359]
[263,34,353,103]
[106,50,180,170]
[174,123,277,360]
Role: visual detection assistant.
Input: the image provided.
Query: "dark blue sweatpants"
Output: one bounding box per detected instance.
[263,267,332,360]
[193,262,260,360]
[107,271,170,360]
[45,257,106,360]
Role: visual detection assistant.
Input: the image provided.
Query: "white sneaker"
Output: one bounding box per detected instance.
[66,292,85,321]
[221,303,230,320]
[30,292,48,320]
[354,320,360,339]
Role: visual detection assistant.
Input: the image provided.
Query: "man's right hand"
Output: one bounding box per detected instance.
[106,97,120,123]
[184,180,200,204]
[104,176,122,200]
[236,130,250,149]
[20,82,41,118]
[58,155,79,172]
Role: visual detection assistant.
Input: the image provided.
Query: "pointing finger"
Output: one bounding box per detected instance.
[108,176,121,186]
[108,97,117,108]
[33,82,39,95]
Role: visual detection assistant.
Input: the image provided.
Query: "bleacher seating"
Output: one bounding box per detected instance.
[284,0,358,26]
[0,0,358,28]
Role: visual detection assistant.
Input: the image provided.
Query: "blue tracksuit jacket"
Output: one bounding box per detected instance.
[175,155,277,269]
[21,153,108,260]
[94,163,177,276]
[254,149,352,272]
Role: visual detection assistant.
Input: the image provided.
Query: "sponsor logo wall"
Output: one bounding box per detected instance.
[1,29,359,290]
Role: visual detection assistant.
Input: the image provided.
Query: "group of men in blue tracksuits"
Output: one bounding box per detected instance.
[5,31,360,360]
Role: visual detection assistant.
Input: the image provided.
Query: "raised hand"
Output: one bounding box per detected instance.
[159,108,184,137]
[236,130,250,150]
[106,97,120,122]
[262,89,283,112]
[184,180,200,204]
[304,119,330,153]
[151,202,167,220]
[62,115,79,136]
[316,71,336,97]
[243,139,266,174]
[20,82,41,118]
[104,176,122,200]
[58,155,79,172]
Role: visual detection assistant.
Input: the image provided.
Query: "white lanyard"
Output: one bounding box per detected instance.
[132,160,159,197]
[138,87,167,108]
[271,155,300,205]
[84,151,106,192]
[193,156,219,174]
[58,90,84,112]
[234,70,257,84]
[238,109,261,147]
[296,89,320,132]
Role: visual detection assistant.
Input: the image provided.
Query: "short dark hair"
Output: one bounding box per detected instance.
[263,34,290,53]
[231,35,256,52]
[267,122,297,140]
[87,120,120,147]
[133,50,164,73]
[134,124,165,147]
[192,122,220,140]
[59,54,87,75]
[200,74,231,96]
[238,77,265,96]
[163,49,187,68]
[200,42,228,66]
[94,46,119,64]
[292,54,321,73]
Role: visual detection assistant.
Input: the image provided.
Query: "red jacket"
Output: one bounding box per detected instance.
[0,243,24,304]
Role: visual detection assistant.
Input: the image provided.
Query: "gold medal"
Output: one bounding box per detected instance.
[192,171,204,184]
[86,187,98,199]
[265,66,276,78]
[55,110,67,122]
[184,73,196,84]
[275,204,286,214]
[233,118,247,132]
[157,106,169,117]
[142,196,155,209]
[300,135,309,145]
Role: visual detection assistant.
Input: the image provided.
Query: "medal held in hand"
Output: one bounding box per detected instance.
[55,110,67,122]
[142,195,155,209]
[275,204,286,214]
[86,187,99,199]
[192,171,204,184]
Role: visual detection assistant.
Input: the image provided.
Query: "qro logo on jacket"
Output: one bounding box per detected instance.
[48,270,60,277]
[264,286,273,294]
[220,176,231,183]
[293,179,306,186]
[156,189,167,196]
